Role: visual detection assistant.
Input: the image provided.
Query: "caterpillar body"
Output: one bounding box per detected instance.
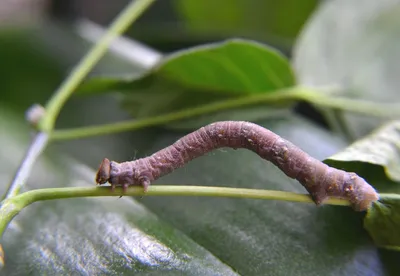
[96,121,379,211]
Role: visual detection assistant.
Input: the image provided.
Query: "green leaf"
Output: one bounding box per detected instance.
[293,0,400,137]
[151,39,294,93]
[364,195,400,250]
[135,116,400,275]
[3,105,400,274]
[324,120,400,193]
[0,107,238,275]
[77,39,296,128]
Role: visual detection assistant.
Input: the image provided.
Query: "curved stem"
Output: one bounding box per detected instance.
[306,95,400,118]
[0,185,353,235]
[3,133,49,200]
[0,0,158,265]
[2,0,157,206]
[50,90,296,140]
[39,0,157,132]
[51,88,400,141]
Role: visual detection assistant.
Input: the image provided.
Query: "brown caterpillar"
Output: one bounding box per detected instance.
[96,121,379,211]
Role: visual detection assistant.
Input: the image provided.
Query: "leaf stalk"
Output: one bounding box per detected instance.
[51,88,400,141]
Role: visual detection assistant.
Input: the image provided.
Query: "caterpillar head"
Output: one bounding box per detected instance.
[350,174,380,211]
[95,158,111,185]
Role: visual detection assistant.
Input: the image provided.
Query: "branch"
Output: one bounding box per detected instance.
[50,88,400,141]
[0,0,158,266]
[2,133,49,200]
[0,185,353,237]
[4,0,158,202]
[39,0,158,132]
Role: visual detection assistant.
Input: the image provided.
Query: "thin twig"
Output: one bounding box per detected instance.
[39,0,158,132]
[0,185,354,236]
[3,0,158,202]
[2,133,49,200]
[0,0,158,266]
[51,89,400,141]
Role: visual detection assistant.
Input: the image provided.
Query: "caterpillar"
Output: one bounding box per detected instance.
[96,121,379,211]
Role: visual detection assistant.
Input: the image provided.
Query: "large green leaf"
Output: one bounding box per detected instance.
[77,39,295,128]
[3,106,400,274]
[293,0,400,137]
[0,108,238,275]
[132,116,399,275]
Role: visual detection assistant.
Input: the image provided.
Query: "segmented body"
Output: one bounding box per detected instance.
[96,121,379,211]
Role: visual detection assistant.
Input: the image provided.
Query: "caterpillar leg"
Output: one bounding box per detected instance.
[310,193,325,206]
[118,183,129,198]
[140,178,151,193]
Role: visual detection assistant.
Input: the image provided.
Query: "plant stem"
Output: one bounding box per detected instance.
[3,0,157,203]
[2,133,49,200]
[0,185,353,235]
[307,95,400,118]
[0,1,158,265]
[39,0,157,132]
[50,90,295,140]
[51,88,400,141]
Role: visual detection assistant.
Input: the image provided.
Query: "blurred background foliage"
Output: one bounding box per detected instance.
[2,0,400,275]
[0,0,323,166]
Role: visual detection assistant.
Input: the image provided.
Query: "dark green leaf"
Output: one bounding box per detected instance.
[293,0,400,137]
[77,39,296,128]
[364,195,400,250]
[137,116,400,275]
[0,107,238,275]
[2,105,400,274]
